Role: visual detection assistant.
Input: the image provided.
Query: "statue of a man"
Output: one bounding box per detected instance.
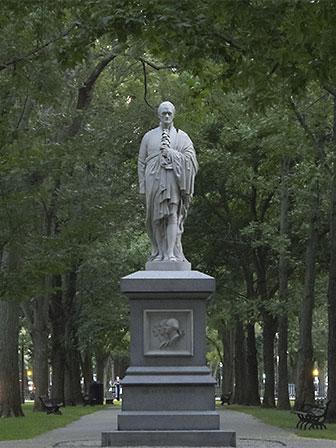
[138,101,198,263]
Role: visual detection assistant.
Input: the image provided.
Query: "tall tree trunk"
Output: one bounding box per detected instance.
[64,344,82,406]
[64,358,74,406]
[50,56,117,404]
[294,192,319,410]
[21,208,54,411]
[71,337,83,404]
[0,252,24,419]
[278,157,290,410]
[278,315,290,409]
[0,300,24,417]
[262,311,277,408]
[51,345,65,401]
[257,258,277,408]
[327,96,336,421]
[64,343,82,406]
[63,270,82,405]
[246,323,260,405]
[0,247,24,417]
[233,320,247,404]
[50,275,65,401]
[81,352,93,394]
[221,328,234,396]
[95,349,107,383]
[240,260,260,405]
[22,278,50,411]
[31,317,49,409]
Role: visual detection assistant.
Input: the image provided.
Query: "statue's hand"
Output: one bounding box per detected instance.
[160,143,171,158]
[160,140,170,150]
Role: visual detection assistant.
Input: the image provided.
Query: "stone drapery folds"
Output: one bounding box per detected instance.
[138,124,198,262]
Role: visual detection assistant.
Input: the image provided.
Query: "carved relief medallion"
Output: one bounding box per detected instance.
[143,310,193,356]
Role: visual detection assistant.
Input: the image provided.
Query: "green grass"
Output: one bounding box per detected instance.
[220,404,336,440]
[0,402,108,441]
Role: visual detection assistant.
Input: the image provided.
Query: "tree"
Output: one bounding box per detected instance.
[139,0,336,412]
[277,157,290,410]
[0,247,24,417]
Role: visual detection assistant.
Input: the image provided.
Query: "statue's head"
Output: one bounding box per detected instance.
[158,101,175,127]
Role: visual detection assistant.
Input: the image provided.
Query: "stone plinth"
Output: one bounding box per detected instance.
[102,270,236,447]
[145,260,191,271]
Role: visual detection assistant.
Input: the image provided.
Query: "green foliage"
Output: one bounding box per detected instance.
[1,0,334,406]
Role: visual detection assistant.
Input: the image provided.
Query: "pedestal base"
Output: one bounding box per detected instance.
[102,429,236,447]
[108,270,237,447]
[145,260,191,271]
[118,411,219,430]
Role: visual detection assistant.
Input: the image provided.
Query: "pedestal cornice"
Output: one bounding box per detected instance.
[120,270,215,298]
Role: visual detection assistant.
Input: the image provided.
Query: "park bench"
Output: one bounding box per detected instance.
[39,396,63,415]
[220,392,232,405]
[81,393,97,406]
[293,399,331,430]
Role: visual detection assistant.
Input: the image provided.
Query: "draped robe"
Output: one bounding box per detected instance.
[138,125,198,261]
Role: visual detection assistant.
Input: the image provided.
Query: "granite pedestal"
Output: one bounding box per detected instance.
[102,270,236,447]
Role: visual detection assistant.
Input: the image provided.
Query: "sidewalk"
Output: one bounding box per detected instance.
[1,406,336,448]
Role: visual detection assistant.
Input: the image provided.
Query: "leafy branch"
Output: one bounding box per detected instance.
[139,57,174,109]
[289,97,332,178]
[0,23,79,72]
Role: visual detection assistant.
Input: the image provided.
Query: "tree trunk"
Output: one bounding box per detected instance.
[64,344,82,405]
[65,344,82,406]
[239,260,260,405]
[51,346,65,401]
[278,315,290,409]
[294,192,319,410]
[278,157,290,410]
[50,274,65,401]
[63,270,82,406]
[221,328,234,396]
[0,247,24,417]
[22,207,54,412]
[318,362,326,398]
[64,358,74,406]
[233,320,247,404]
[246,323,260,405]
[0,300,24,417]
[327,96,336,421]
[81,352,93,394]
[22,278,50,412]
[262,311,277,408]
[31,305,50,411]
[95,349,107,383]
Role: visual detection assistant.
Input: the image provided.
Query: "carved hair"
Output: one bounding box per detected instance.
[158,101,175,116]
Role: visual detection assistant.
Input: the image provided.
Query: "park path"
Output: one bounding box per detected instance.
[0,406,336,448]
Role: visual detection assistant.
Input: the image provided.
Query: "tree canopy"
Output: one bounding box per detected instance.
[1,0,336,420]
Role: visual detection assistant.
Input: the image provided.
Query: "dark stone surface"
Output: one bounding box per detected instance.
[101,430,236,447]
[107,270,236,446]
[120,270,216,298]
[117,411,220,430]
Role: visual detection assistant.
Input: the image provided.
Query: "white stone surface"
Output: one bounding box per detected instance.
[138,102,198,266]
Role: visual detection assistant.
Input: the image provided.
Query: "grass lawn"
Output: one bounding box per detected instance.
[220,404,336,440]
[0,402,110,441]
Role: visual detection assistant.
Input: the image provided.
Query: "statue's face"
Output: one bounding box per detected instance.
[158,105,175,127]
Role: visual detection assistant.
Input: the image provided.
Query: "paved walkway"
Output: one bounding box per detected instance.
[1,406,336,448]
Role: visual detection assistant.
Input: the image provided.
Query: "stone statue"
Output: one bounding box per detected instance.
[138,101,198,265]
